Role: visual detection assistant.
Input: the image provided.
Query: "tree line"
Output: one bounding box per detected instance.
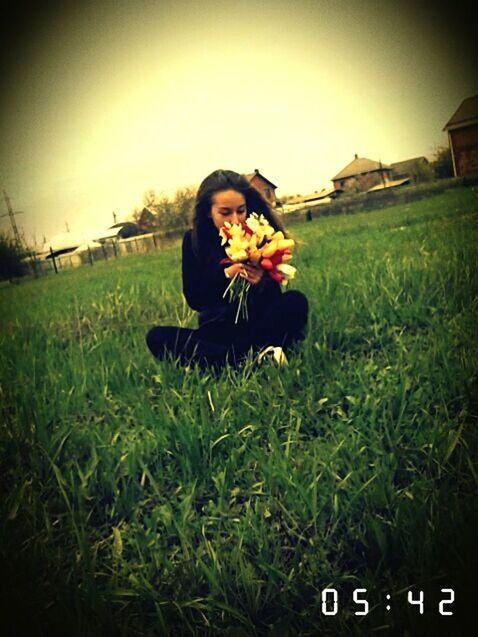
[131,186,197,234]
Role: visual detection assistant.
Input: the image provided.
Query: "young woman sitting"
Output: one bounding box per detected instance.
[146,169,308,369]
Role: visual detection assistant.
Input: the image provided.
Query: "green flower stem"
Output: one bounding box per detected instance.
[222,273,251,323]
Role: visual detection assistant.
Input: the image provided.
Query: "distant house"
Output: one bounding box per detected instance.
[245,169,278,206]
[391,156,431,183]
[443,94,478,177]
[332,155,392,193]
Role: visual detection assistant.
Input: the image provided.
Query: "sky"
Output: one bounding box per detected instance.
[0,0,476,247]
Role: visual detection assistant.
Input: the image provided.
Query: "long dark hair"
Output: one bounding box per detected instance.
[191,169,287,262]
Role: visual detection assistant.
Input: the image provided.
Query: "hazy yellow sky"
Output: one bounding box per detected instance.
[0,0,476,244]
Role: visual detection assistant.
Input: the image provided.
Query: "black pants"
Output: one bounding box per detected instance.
[146,290,308,369]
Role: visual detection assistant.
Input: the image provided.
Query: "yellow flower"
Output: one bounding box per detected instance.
[277,238,295,250]
[261,240,279,258]
[226,235,250,261]
[271,231,285,241]
[246,213,275,243]
[229,223,246,238]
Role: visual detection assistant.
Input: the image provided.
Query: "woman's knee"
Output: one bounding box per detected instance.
[146,326,164,357]
[146,326,199,360]
[146,326,178,358]
[282,290,309,321]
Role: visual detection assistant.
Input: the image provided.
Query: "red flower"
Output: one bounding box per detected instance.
[268,249,286,266]
[242,222,253,236]
[269,269,284,283]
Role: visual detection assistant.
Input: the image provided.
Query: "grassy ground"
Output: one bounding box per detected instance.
[1,186,477,636]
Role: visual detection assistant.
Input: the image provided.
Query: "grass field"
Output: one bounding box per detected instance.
[1,186,477,636]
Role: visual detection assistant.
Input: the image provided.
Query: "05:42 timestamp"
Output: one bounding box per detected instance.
[319,588,455,616]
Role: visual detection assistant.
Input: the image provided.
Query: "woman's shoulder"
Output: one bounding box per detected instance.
[183,227,222,261]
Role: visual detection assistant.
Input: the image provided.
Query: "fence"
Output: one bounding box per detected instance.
[16,177,478,280]
[23,229,186,278]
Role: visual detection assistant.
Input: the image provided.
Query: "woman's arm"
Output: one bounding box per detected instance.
[182,231,229,310]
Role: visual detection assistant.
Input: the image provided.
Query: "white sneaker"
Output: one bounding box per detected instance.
[257,346,288,366]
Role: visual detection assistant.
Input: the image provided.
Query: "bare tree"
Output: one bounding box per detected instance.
[132,185,197,232]
[173,186,196,228]
[143,189,158,209]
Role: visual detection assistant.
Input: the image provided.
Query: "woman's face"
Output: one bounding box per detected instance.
[209,189,247,230]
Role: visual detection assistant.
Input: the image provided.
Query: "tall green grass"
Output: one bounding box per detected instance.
[1,187,477,636]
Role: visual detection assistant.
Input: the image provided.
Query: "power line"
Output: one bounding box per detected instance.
[1,190,24,247]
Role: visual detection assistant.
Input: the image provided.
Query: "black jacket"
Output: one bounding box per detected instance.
[182,229,281,327]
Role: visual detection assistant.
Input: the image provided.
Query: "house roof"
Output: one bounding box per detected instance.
[245,169,277,189]
[92,227,123,240]
[391,157,429,173]
[367,177,410,193]
[73,241,103,254]
[92,222,139,240]
[288,187,339,205]
[282,199,332,213]
[332,156,391,181]
[443,94,478,131]
[110,221,136,229]
[47,231,85,251]
[80,222,140,243]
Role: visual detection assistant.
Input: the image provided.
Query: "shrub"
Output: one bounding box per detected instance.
[0,233,26,280]
[431,145,454,179]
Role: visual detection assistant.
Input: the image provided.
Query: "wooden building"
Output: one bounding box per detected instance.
[245,169,278,206]
[332,155,392,193]
[443,95,478,177]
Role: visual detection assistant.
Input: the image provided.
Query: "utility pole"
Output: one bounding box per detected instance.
[65,221,70,232]
[1,190,24,247]
[379,159,386,187]
[113,211,117,224]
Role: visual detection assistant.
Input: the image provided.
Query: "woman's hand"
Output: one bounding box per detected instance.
[224,263,244,279]
[224,263,264,285]
[241,264,264,285]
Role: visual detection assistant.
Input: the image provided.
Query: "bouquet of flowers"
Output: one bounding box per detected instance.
[219,212,297,323]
